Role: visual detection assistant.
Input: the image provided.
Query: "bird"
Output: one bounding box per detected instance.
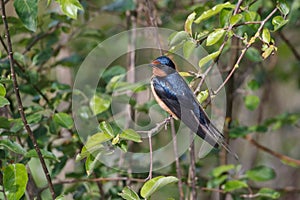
[149,55,238,159]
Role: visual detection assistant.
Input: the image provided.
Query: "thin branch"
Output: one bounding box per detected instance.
[54,177,145,185]
[0,1,56,199]
[137,117,171,135]
[245,135,300,166]
[278,31,300,61]
[202,187,226,193]
[170,118,184,200]
[194,0,244,95]
[0,35,8,52]
[145,0,163,55]
[188,132,197,200]
[214,7,278,95]
[146,132,153,180]
[22,23,61,55]
[0,36,50,104]
[137,117,171,180]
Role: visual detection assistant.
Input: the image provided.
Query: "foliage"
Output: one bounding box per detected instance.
[0,0,300,199]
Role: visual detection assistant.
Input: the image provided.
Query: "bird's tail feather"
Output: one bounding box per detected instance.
[207,123,239,160]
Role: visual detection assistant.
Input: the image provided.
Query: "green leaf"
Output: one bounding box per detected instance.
[27,113,42,124]
[197,90,209,104]
[183,40,196,59]
[198,50,220,68]
[262,28,271,44]
[76,132,113,160]
[0,116,10,129]
[277,0,289,16]
[25,149,58,161]
[112,134,120,145]
[89,94,111,115]
[53,112,74,129]
[246,165,276,181]
[223,180,248,192]
[207,174,228,188]
[3,163,28,200]
[219,9,232,27]
[212,164,235,177]
[185,12,196,35]
[245,47,262,62]
[0,83,6,97]
[230,14,243,26]
[247,79,261,90]
[194,2,234,24]
[13,52,26,66]
[0,139,26,155]
[169,31,189,47]
[99,121,114,137]
[140,176,178,198]
[32,48,53,66]
[257,188,280,199]
[244,95,260,110]
[262,45,276,59]
[244,11,261,22]
[56,0,83,19]
[272,16,288,31]
[0,96,10,108]
[102,0,136,12]
[229,126,251,138]
[120,129,142,143]
[13,0,38,32]
[118,186,140,200]
[206,29,225,46]
[85,153,101,176]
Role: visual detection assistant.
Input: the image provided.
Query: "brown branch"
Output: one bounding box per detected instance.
[171,118,184,200]
[194,0,244,95]
[245,135,300,166]
[214,7,278,95]
[188,132,197,200]
[278,31,300,61]
[54,177,145,185]
[22,23,61,55]
[137,117,171,135]
[137,117,171,180]
[145,0,163,55]
[0,35,50,104]
[0,1,56,199]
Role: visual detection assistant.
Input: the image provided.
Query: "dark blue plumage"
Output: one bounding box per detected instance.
[150,56,237,158]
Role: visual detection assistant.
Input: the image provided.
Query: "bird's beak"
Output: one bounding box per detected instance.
[149,60,160,67]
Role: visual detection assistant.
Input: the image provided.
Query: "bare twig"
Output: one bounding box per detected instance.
[137,117,171,180]
[137,117,171,135]
[202,187,226,193]
[22,23,61,55]
[0,1,56,199]
[38,176,146,194]
[145,0,163,55]
[55,177,145,185]
[171,118,184,200]
[214,7,278,95]
[245,135,300,166]
[278,31,300,61]
[146,132,153,180]
[188,132,197,200]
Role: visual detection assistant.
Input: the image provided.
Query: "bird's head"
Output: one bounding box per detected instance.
[150,56,176,77]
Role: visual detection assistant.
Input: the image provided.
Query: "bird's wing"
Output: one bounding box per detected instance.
[152,74,223,146]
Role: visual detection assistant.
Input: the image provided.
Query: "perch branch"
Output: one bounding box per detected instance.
[0,1,56,199]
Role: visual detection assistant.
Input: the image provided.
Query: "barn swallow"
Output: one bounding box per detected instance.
[150,56,237,159]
